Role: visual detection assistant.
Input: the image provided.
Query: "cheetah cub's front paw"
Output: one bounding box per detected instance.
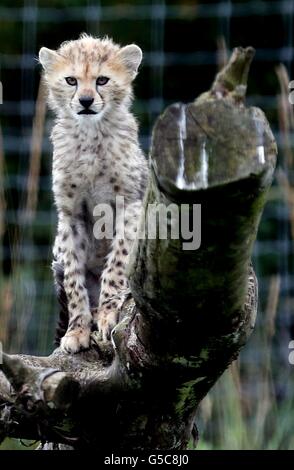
[60,326,91,353]
[94,306,119,342]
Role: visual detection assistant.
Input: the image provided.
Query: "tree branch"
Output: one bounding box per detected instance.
[0,47,277,450]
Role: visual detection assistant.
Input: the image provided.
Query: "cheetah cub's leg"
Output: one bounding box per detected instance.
[58,218,92,353]
[94,201,142,341]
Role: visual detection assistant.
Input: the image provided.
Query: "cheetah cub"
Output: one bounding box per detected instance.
[39,34,148,353]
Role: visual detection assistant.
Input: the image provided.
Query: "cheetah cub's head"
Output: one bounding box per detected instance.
[39,34,142,120]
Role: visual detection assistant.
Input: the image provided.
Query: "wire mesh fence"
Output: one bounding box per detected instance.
[0,0,294,449]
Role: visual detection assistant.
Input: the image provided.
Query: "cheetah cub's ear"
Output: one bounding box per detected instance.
[119,44,143,78]
[39,47,60,71]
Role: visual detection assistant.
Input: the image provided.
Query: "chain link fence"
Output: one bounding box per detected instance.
[0,0,293,449]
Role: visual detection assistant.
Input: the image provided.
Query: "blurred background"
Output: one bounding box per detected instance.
[0,0,294,450]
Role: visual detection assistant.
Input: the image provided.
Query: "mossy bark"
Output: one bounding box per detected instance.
[0,47,276,450]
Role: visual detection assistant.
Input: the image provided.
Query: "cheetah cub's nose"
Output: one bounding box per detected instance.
[79,96,94,109]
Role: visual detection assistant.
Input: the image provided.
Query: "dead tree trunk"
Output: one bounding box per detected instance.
[0,47,276,450]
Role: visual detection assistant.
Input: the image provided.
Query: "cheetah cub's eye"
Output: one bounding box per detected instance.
[65,77,77,86]
[96,76,109,86]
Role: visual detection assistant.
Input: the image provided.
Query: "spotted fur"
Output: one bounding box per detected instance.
[39,34,148,353]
